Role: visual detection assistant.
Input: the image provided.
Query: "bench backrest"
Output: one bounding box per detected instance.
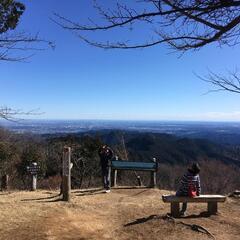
[111,160,158,171]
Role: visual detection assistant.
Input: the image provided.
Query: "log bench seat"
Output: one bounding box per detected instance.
[162,194,226,217]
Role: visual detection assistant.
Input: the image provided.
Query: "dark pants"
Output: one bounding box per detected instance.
[176,191,187,213]
[181,202,187,213]
[101,161,110,190]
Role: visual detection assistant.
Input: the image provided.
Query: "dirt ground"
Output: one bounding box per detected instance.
[0,188,239,240]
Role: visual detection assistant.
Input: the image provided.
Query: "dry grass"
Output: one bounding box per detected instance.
[0,188,239,240]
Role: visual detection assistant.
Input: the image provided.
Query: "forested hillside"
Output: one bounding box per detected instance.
[1,128,239,193]
[92,130,240,165]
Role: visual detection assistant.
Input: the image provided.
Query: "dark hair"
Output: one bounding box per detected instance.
[189,162,200,175]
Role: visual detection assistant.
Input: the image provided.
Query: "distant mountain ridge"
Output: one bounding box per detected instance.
[2,120,240,145]
[48,130,240,167]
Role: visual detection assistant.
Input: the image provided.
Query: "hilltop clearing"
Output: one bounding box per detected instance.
[0,188,239,240]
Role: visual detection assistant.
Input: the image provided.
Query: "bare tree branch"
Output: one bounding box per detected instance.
[0,107,44,122]
[53,0,240,51]
[0,32,55,62]
[199,70,240,94]
[0,1,54,61]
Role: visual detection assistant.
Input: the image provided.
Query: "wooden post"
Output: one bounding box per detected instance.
[113,156,118,187]
[31,163,37,191]
[208,202,218,214]
[1,175,9,191]
[108,160,112,189]
[137,176,142,186]
[62,147,71,201]
[150,158,157,188]
[108,159,112,189]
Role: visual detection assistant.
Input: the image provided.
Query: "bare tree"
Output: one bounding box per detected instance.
[54,1,240,93]
[0,1,53,120]
[0,0,53,61]
[54,0,240,51]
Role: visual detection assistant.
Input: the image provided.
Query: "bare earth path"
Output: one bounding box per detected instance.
[0,188,239,240]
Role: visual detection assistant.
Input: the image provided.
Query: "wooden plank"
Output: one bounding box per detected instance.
[162,194,226,203]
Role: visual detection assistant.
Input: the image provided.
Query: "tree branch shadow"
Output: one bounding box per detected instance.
[124,211,211,228]
[75,189,106,196]
[0,192,13,195]
[183,211,211,219]
[72,188,102,194]
[130,189,149,197]
[21,194,60,202]
[37,198,62,203]
[112,186,151,190]
[124,214,159,227]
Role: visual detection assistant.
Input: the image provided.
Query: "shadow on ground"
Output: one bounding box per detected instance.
[74,189,107,197]
[124,211,212,227]
[21,194,60,202]
[124,215,161,227]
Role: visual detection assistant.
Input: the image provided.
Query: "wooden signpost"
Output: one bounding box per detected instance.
[62,146,71,201]
[27,162,40,191]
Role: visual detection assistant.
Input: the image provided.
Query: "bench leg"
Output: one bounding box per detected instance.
[150,171,157,188]
[208,202,218,215]
[171,202,180,218]
[113,169,117,187]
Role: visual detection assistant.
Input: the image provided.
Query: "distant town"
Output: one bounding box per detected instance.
[1,120,240,145]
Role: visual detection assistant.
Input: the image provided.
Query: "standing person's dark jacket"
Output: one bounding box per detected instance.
[98,145,113,165]
[98,145,113,191]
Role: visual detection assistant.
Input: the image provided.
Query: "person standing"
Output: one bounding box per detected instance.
[176,162,201,216]
[98,145,113,193]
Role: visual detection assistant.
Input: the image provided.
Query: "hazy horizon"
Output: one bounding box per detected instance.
[2,117,240,124]
[2,118,240,124]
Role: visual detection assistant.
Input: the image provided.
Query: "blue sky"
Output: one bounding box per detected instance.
[1,0,240,121]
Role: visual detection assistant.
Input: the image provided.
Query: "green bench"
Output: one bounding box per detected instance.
[109,158,158,188]
[162,194,226,217]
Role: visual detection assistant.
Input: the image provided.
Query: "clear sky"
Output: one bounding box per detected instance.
[1,0,240,121]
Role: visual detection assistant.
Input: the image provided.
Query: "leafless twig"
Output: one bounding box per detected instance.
[0,106,44,122]
[53,0,240,51]
[198,69,240,94]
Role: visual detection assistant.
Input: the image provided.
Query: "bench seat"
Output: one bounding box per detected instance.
[162,194,226,217]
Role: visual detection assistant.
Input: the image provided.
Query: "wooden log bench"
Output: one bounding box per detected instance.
[109,158,158,188]
[162,194,226,217]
